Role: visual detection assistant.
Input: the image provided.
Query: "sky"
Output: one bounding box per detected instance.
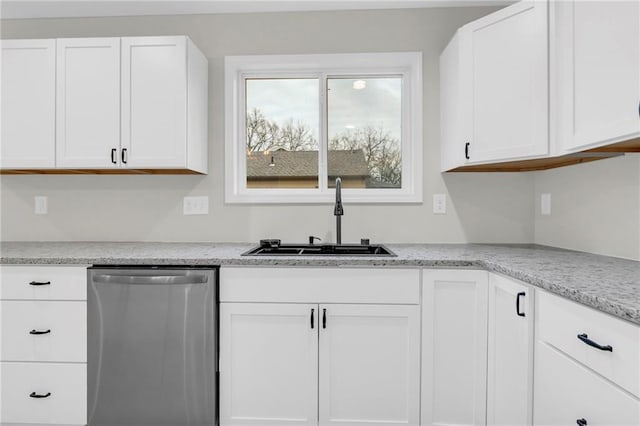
[245,76,402,146]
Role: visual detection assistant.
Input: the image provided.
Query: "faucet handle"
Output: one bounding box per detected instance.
[308,236,322,245]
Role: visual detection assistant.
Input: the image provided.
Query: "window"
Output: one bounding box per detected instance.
[225,52,422,203]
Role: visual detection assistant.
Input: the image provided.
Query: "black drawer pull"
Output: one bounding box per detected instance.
[577,419,587,426]
[29,329,51,335]
[111,148,117,164]
[516,291,526,317]
[465,142,470,160]
[322,309,327,329]
[310,308,315,329]
[121,148,128,164]
[29,281,51,286]
[29,392,51,399]
[577,333,612,352]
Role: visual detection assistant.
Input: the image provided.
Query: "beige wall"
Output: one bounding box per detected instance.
[533,154,640,260]
[0,7,544,247]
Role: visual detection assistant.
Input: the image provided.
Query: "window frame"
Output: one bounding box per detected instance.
[225,52,423,204]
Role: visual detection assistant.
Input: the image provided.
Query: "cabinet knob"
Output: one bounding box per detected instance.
[465,142,470,160]
[322,308,327,329]
[29,329,51,335]
[121,148,128,164]
[310,308,315,329]
[576,419,587,426]
[29,281,50,286]
[111,148,117,164]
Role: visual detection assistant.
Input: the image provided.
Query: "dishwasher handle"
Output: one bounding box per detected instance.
[92,274,209,285]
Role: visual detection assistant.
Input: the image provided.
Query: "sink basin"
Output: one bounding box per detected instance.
[242,242,396,257]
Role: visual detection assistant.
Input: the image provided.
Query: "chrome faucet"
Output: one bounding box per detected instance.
[334,177,344,245]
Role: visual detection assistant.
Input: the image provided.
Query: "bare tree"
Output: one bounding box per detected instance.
[330,126,401,186]
[246,108,316,152]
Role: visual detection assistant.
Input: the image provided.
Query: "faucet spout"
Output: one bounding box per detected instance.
[334,177,343,244]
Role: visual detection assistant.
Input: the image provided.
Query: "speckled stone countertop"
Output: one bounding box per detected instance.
[1,241,639,325]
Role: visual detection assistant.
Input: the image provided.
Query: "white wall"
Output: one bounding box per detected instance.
[533,154,640,261]
[1,7,537,244]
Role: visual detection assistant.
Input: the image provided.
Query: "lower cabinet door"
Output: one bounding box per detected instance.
[318,304,420,426]
[0,362,87,425]
[219,303,318,425]
[421,270,489,426]
[486,274,533,426]
[534,341,640,426]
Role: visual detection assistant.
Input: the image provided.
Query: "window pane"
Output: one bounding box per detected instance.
[245,78,319,189]
[327,77,402,189]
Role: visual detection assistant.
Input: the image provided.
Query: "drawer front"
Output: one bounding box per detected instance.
[1,301,87,362]
[537,290,640,397]
[0,362,87,425]
[534,341,640,426]
[220,267,420,304]
[0,265,87,300]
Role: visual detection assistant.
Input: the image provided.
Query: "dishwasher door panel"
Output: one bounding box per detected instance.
[88,268,217,426]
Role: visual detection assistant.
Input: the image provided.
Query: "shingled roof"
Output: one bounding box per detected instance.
[247,149,369,178]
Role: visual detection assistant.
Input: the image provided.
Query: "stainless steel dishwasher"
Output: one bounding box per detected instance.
[87,267,218,426]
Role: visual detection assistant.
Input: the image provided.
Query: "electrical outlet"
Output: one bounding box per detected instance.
[183,196,209,215]
[34,196,47,215]
[541,193,551,215]
[433,194,446,214]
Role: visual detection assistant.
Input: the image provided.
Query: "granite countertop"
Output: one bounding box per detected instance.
[1,241,639,325]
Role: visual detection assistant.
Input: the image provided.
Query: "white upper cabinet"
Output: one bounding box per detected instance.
[553,0,640,152]
[441,1,548,170]
[121,36,207,172]
[1,39,56,169]
[56,38,121,168]
[487,274,533,426]
[1,35,208,173]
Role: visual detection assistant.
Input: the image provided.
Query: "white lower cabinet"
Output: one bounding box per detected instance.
[0,265,88,426]
[220,303,319,425]
[318,304,420,426]
[533,290,640,426]
[534,342,639,426]
[219,267,421,426]
[421,270,488,426]
[487,274,533,426]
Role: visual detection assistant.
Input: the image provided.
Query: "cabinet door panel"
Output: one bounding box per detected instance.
[56,38,121,168]
[121,36,187,168]
[422,270,488,426]
[219,303,318,425]
[555,1,640,151]
[487,274,533,426]
[318,304,420,426]
[1,39,56,169]
[464,1,548,163]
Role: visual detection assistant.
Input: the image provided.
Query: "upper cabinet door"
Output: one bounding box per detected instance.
[318,304,420,426]
[1,39,56,169]
[121,36,188,169]
[56,38,121,168]
[463,1,548,163]
[554,0,640,152]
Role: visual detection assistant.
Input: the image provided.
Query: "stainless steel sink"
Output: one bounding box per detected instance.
[242,241,396,257]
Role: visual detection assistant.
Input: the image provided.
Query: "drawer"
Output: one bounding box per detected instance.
[1,301,87,362]
[0,362,87,425]
[220,267,420,304]
[534,341,640,426]
[0,265,87,300]
[536,290,640,397]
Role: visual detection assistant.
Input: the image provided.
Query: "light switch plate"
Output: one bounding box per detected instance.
[183,196,209,215]
[433,194,446,214]
[34,196,47,215]
[541,193,551,215]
